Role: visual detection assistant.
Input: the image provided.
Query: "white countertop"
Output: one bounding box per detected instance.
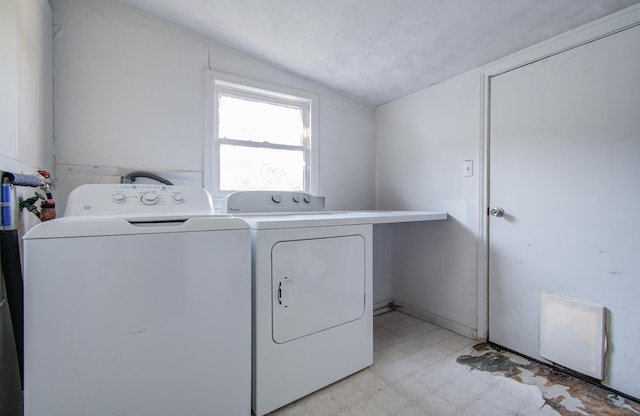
[234,210,447,229]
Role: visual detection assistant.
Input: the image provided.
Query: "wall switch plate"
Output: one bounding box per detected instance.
[464,160,473,177]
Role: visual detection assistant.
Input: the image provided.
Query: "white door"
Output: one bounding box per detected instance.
[272,235,366,343]
[489,24,640,398]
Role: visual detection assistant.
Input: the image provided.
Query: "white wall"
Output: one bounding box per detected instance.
[0,0,53,266]
[375,3,640,358]
[51,0,376,213]
[0,0,53,174]
[0,0,52,413]
[375,72,481,338]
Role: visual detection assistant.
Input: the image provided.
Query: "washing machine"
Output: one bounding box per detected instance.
[223,191,374,416]
[23,184,251,416]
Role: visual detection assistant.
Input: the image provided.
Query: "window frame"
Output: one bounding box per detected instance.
[204,71,318,198]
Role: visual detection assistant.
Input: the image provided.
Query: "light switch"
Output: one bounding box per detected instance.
[464,160,473,177]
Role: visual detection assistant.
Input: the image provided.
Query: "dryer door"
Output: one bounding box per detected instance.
[272,234,365,343]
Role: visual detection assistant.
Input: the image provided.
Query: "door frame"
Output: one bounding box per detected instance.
[475,4,640,340]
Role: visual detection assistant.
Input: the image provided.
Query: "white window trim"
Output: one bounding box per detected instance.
[204,70,319,197]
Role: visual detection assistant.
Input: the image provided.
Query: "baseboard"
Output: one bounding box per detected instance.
[392,300,479,340]
[373,298,395,315]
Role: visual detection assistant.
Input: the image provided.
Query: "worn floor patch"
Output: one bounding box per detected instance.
[457,343,640,416]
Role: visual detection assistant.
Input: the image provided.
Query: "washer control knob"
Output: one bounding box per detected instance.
[111,193,126,203]
[171,193,184,204]
[303,195,311,203]
[271,193,282,203]
[292,194,301,203]
[141,192,159,206]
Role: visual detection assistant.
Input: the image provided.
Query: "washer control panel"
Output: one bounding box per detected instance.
[64,184,214,218]
[223,191,325,213]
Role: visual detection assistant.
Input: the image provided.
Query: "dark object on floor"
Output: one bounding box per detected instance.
[457,350,524,377]
[0,229,23,389]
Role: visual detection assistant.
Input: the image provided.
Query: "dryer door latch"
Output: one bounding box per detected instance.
[277,277,295,308]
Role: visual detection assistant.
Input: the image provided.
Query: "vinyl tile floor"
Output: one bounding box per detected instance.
[268,310,640,416]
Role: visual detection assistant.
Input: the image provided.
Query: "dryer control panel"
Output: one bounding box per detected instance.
[64,184,214,218]
[222,191,325,213]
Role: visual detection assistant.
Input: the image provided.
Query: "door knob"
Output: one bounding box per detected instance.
[489,207,505,218]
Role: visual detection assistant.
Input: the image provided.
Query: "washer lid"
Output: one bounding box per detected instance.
[23,216,249,239]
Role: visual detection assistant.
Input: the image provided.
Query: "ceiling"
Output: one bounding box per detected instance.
[122,0,639,106]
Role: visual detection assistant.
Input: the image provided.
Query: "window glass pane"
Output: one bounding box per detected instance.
[219,95,303,146]
[220,144,304,191]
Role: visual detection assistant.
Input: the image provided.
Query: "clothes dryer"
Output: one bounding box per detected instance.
[225,191,373,416]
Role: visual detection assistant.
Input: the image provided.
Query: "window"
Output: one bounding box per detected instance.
[205,72,317,197]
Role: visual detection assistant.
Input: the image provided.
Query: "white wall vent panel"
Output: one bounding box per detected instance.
[540,292,606,380]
